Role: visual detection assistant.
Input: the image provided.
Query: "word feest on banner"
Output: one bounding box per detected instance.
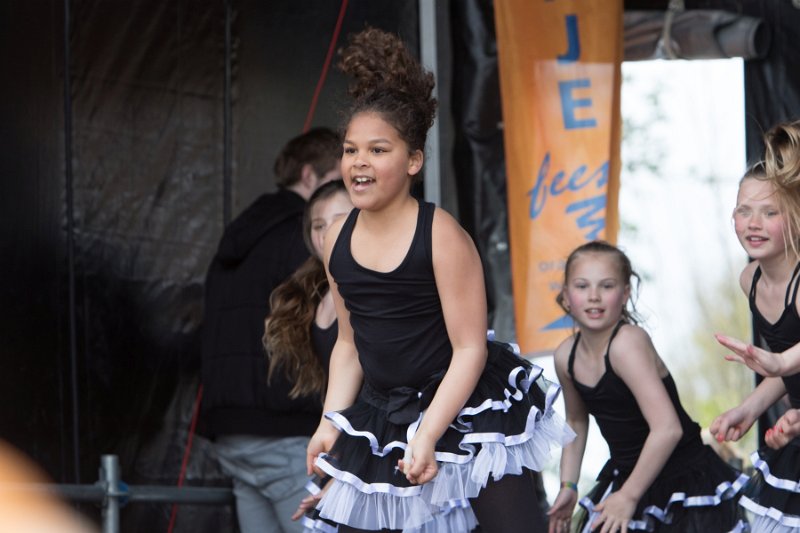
[495,1,622,355]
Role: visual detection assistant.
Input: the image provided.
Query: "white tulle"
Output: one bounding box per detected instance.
[309,359,575,531]
[314,405,573,531]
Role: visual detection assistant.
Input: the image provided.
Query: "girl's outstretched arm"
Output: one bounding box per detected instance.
[548,338,588,533]
[709,376,786,443]
[307,217,364,476]
[592,325,683,533]
[717,333,800,378]
[399,208,488,485]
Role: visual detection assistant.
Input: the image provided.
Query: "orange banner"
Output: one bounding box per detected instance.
[494,1,622,355]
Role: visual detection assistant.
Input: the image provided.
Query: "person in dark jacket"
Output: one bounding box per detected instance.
[200,128,341,533]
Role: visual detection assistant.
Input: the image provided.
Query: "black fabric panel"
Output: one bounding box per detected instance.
[234,0,420,210]
[0,0,70,482]
[2,0,421,530]
[67,0,232,528]
[742,1,800,164]
[449,0,515,339]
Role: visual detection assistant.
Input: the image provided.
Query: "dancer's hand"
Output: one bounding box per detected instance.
[291,477,331,521]
[399,434,438,485]
[716,333,785,377]
[291,492,321,521]
[766,409,800,450]
[591,491,636,533]
[547,487,577,533]
[306,423,340,476]
[710,405,756,443]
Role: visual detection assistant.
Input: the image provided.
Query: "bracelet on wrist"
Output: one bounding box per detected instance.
[560,481,578,492]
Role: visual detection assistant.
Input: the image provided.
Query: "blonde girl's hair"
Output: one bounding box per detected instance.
[262,180,347,400]
[556,240,642,325]
[337,27,437,182]
[762,120,800,259]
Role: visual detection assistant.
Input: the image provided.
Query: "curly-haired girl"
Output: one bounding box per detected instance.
[303,27,573,532]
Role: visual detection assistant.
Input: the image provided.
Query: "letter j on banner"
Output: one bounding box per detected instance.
[494,1,622,355]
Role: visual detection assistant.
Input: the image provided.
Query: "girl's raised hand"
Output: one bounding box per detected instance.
[710,405,755,443]
[716,333,785,377]
[547,488,578,533]
[766,409,800,450]
[591,491,636,533]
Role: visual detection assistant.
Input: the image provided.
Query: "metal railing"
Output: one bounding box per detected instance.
[4,455,234,533]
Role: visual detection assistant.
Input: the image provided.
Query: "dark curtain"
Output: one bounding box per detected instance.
[0,1,418,530]
[450,0,516,340]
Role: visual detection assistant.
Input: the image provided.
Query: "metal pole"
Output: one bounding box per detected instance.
[223,0,233,226]
[418,0,441,206]
[62,0,82,486]
[100,455,121,533]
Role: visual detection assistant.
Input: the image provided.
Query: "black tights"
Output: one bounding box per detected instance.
[338,470,546,533]
[470,470,546,532]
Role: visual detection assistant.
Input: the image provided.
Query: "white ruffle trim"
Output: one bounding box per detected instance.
[730,450,800,530]
[324,361,569,464]
[301,515,338,533]
[579,472,750,531]
[299,485,476,532]
[749,450,800,493]
[739,496,800,530]
[311,358,574,530]
[314,409,572,530]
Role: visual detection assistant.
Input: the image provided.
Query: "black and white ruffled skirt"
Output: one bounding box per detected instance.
[574,445,749,532]
[738,439,800,532]
[306,341,574,532]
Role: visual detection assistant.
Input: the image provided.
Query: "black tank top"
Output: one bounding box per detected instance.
[749,263,800,407]
[311,320,337,374]
[568,322,703,473]
[328,201,452,392]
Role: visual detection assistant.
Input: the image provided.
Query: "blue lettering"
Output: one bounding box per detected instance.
[557,14,580,63]
[565,165,588,191]
[550,170,567,195]
[558,79,597,130]
[566,195,606,240]
[528,152,551,219]
[527,154,609,225]
[593,161,609,187]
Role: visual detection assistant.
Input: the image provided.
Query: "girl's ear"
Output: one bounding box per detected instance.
[623,284,631,308]
[408,149,424,176]
[560,288,570,312]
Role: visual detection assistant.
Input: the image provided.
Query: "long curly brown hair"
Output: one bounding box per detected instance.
[338,27,437,180]
[262,180,347,400]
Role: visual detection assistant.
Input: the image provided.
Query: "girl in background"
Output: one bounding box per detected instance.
[549,241,746,533]
[262,179,352,531]
[265,179,352,402]
[305,27,573,532]
[711,119,800,531]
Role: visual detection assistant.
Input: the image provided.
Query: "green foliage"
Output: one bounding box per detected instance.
[674,272,758,456]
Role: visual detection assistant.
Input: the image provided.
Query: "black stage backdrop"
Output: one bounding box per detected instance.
[0,1,418,530]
